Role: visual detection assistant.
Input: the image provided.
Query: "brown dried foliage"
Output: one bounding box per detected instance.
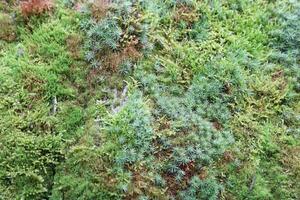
[66,34,82,59]
[173,5,199,25]
[20,0,54,17]
[163,162,205,197]
[180,160,197,180]
[105,47,141,71]
[222,151,234,164]
[271,69,284,81]
[91,0,112,20]
[212,120,223,130]
[0,13,16,41]
[22,72,45,99]
[281,147,300,177]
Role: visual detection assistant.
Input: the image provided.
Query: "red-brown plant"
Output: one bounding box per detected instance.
[20,0,54,17]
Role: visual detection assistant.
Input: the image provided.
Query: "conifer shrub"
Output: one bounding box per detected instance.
[263,0,300,139]
[51,91,154,199]
[51,146,124,200]
[0,133,63,199]
[0,6,88,199]
[103,91,154,165]
[83,0,150,71]
[56,105,84,140]
[269,0,300,92]
[178,176,223,200]
[150,68,234,195]
[172,0,198,26]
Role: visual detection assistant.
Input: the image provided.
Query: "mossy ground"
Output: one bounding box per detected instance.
[0,0,299,199]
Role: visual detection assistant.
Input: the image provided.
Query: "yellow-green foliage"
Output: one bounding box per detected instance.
[0,3,87,199]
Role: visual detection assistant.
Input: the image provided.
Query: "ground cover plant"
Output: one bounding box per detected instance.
[0,0,299,199]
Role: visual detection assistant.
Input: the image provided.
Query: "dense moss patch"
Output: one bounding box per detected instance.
[0,0,299,199]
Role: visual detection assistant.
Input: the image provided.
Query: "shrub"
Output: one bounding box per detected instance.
[269,0,300,93]
[163,119,233,181]
[20,0,54,17]
[104,91,154,165]
[0,133,63,199]
[178,176,223,200]
[83,0,150,71]
[51,91,154,199]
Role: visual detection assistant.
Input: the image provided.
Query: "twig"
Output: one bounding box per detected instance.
[51,96,57,115]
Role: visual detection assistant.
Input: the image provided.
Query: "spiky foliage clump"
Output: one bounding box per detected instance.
[178,176,222,200]
[51,91,154,199]
[83,0,150,71]
[85,18,122,68]
[155,74,234,182]
[104,91,154,165]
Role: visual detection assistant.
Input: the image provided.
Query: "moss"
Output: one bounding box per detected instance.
[0,0,299,199]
